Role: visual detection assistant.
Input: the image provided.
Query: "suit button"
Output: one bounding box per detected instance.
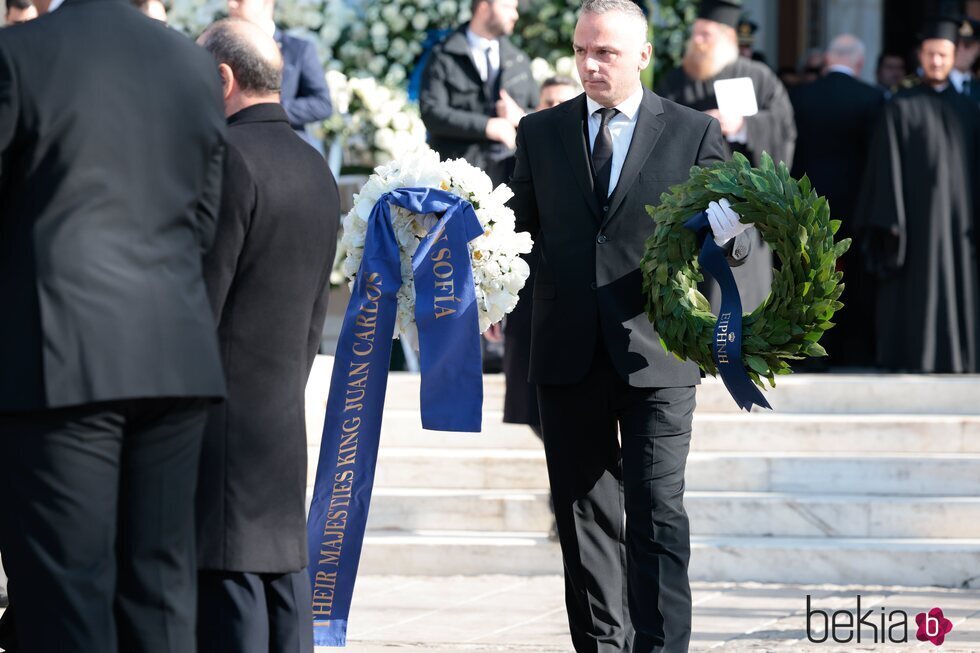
[590,282,597,290]
[602,204,609,213]
[597,234,608,244]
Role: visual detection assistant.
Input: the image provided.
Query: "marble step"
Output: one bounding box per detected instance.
[366,490,980,539]
[305,357,980,416]
[358,530,980,587]
[307,409,980,454]
[307,449,980,496]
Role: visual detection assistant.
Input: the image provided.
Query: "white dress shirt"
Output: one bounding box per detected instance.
[48,0,65,11]
[466,29,500,83]
[585,87,643,198]
[950,68,972,94]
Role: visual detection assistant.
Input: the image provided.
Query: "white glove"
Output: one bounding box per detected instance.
[706,198,749,246]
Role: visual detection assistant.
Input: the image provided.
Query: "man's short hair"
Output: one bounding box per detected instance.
[5,0,33,11]
[876,51,905,70]
[579,0,647,39]
[199,19,281,95]
[541,75,581,91]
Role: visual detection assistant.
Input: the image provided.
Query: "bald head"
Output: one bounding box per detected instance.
[825,34,865,75]
[199,18,282,115]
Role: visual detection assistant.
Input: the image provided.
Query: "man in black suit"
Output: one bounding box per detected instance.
[227,0,333,152]
[0,0,227,650]
[419,0,538,185]
[790,34,885,368]
[509,1,752,651]
[195,19,340,653]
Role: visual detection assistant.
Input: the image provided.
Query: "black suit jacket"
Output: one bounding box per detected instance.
[196,104,340,573]
[420,24,538,171]
[790,71,885,233]
[510,89,750,387]
[0,0,227,412]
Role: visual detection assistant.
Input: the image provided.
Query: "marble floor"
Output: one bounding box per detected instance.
[332,575,980,652]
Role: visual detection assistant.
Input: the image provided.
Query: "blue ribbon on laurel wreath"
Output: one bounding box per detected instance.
[683,211,771,412]
[307,188,485,646]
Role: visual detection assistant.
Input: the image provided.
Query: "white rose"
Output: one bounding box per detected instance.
[411,13,429,31]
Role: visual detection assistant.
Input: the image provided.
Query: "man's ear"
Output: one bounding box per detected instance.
[218,63,235,100]
[639,42,653,71]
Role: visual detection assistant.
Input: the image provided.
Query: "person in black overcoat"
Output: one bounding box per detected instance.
[195,19,340,653]
[509,2,756,650]
[790,34,885,367]
[419,0,538,185]
[0,0,227,650]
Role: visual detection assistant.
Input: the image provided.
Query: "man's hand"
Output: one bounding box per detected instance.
[485,117,517,149]
[484,322,504,343]
[704,108,746,137]
[706,198,749,245]
[496,89,526,127]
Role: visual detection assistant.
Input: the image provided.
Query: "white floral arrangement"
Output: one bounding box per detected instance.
[340,149,533,345]
[332,0,470,87]
[319,71,428,167]
[529,55,580,85]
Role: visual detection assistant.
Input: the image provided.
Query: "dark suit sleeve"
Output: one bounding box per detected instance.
[0,43,20,177]
[419,53,490,140]
[281,40,332,127]
[509,117,539,237]
[204,144,255,320]
[195,138,226,255]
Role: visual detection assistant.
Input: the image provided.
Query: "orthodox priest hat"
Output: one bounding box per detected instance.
[920,17,961,44]
[698,0,742,29]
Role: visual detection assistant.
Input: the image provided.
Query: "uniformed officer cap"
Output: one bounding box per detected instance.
[737,18,758,46]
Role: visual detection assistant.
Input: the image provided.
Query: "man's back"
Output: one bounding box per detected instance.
[791,72,884,228]
[0,0,227,411]
[197,103,340,572]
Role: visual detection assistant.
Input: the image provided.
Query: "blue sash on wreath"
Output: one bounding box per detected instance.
[307,188,486,646]
[684,211,771,412]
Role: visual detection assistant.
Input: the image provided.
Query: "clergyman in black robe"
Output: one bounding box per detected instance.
[657,0,795,314]
[855,18,980,373]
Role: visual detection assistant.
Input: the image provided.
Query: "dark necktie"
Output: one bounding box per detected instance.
[963,78,972,96]
[484,46,497,107]
[591,107,618,206]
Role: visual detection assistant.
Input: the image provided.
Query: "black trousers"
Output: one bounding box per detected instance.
[537,346,695,653]
[0,398,208,653]
[197,569,313,653]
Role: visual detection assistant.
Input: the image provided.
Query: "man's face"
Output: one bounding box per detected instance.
[482,0,518,37]
[227,0,271,25]
[574,11,650,108]
[877,55,905,88]
[919,38,955,85]
[537,83,579,110]
[690,18,728,54]
[5,4,37,21]
[955,39,980,71]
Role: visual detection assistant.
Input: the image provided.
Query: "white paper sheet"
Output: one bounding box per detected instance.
[713,77,759,117]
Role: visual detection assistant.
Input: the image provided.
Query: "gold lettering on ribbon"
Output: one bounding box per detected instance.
[431,231,461,319]
[313,272,382,617]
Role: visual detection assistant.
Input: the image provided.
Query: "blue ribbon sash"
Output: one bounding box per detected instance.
[683,211,771,412]
[307,188,485,646]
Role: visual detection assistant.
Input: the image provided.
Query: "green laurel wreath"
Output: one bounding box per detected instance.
[639,152,851,389]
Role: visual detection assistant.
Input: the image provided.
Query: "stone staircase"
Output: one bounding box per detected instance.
[304,357,980,588]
